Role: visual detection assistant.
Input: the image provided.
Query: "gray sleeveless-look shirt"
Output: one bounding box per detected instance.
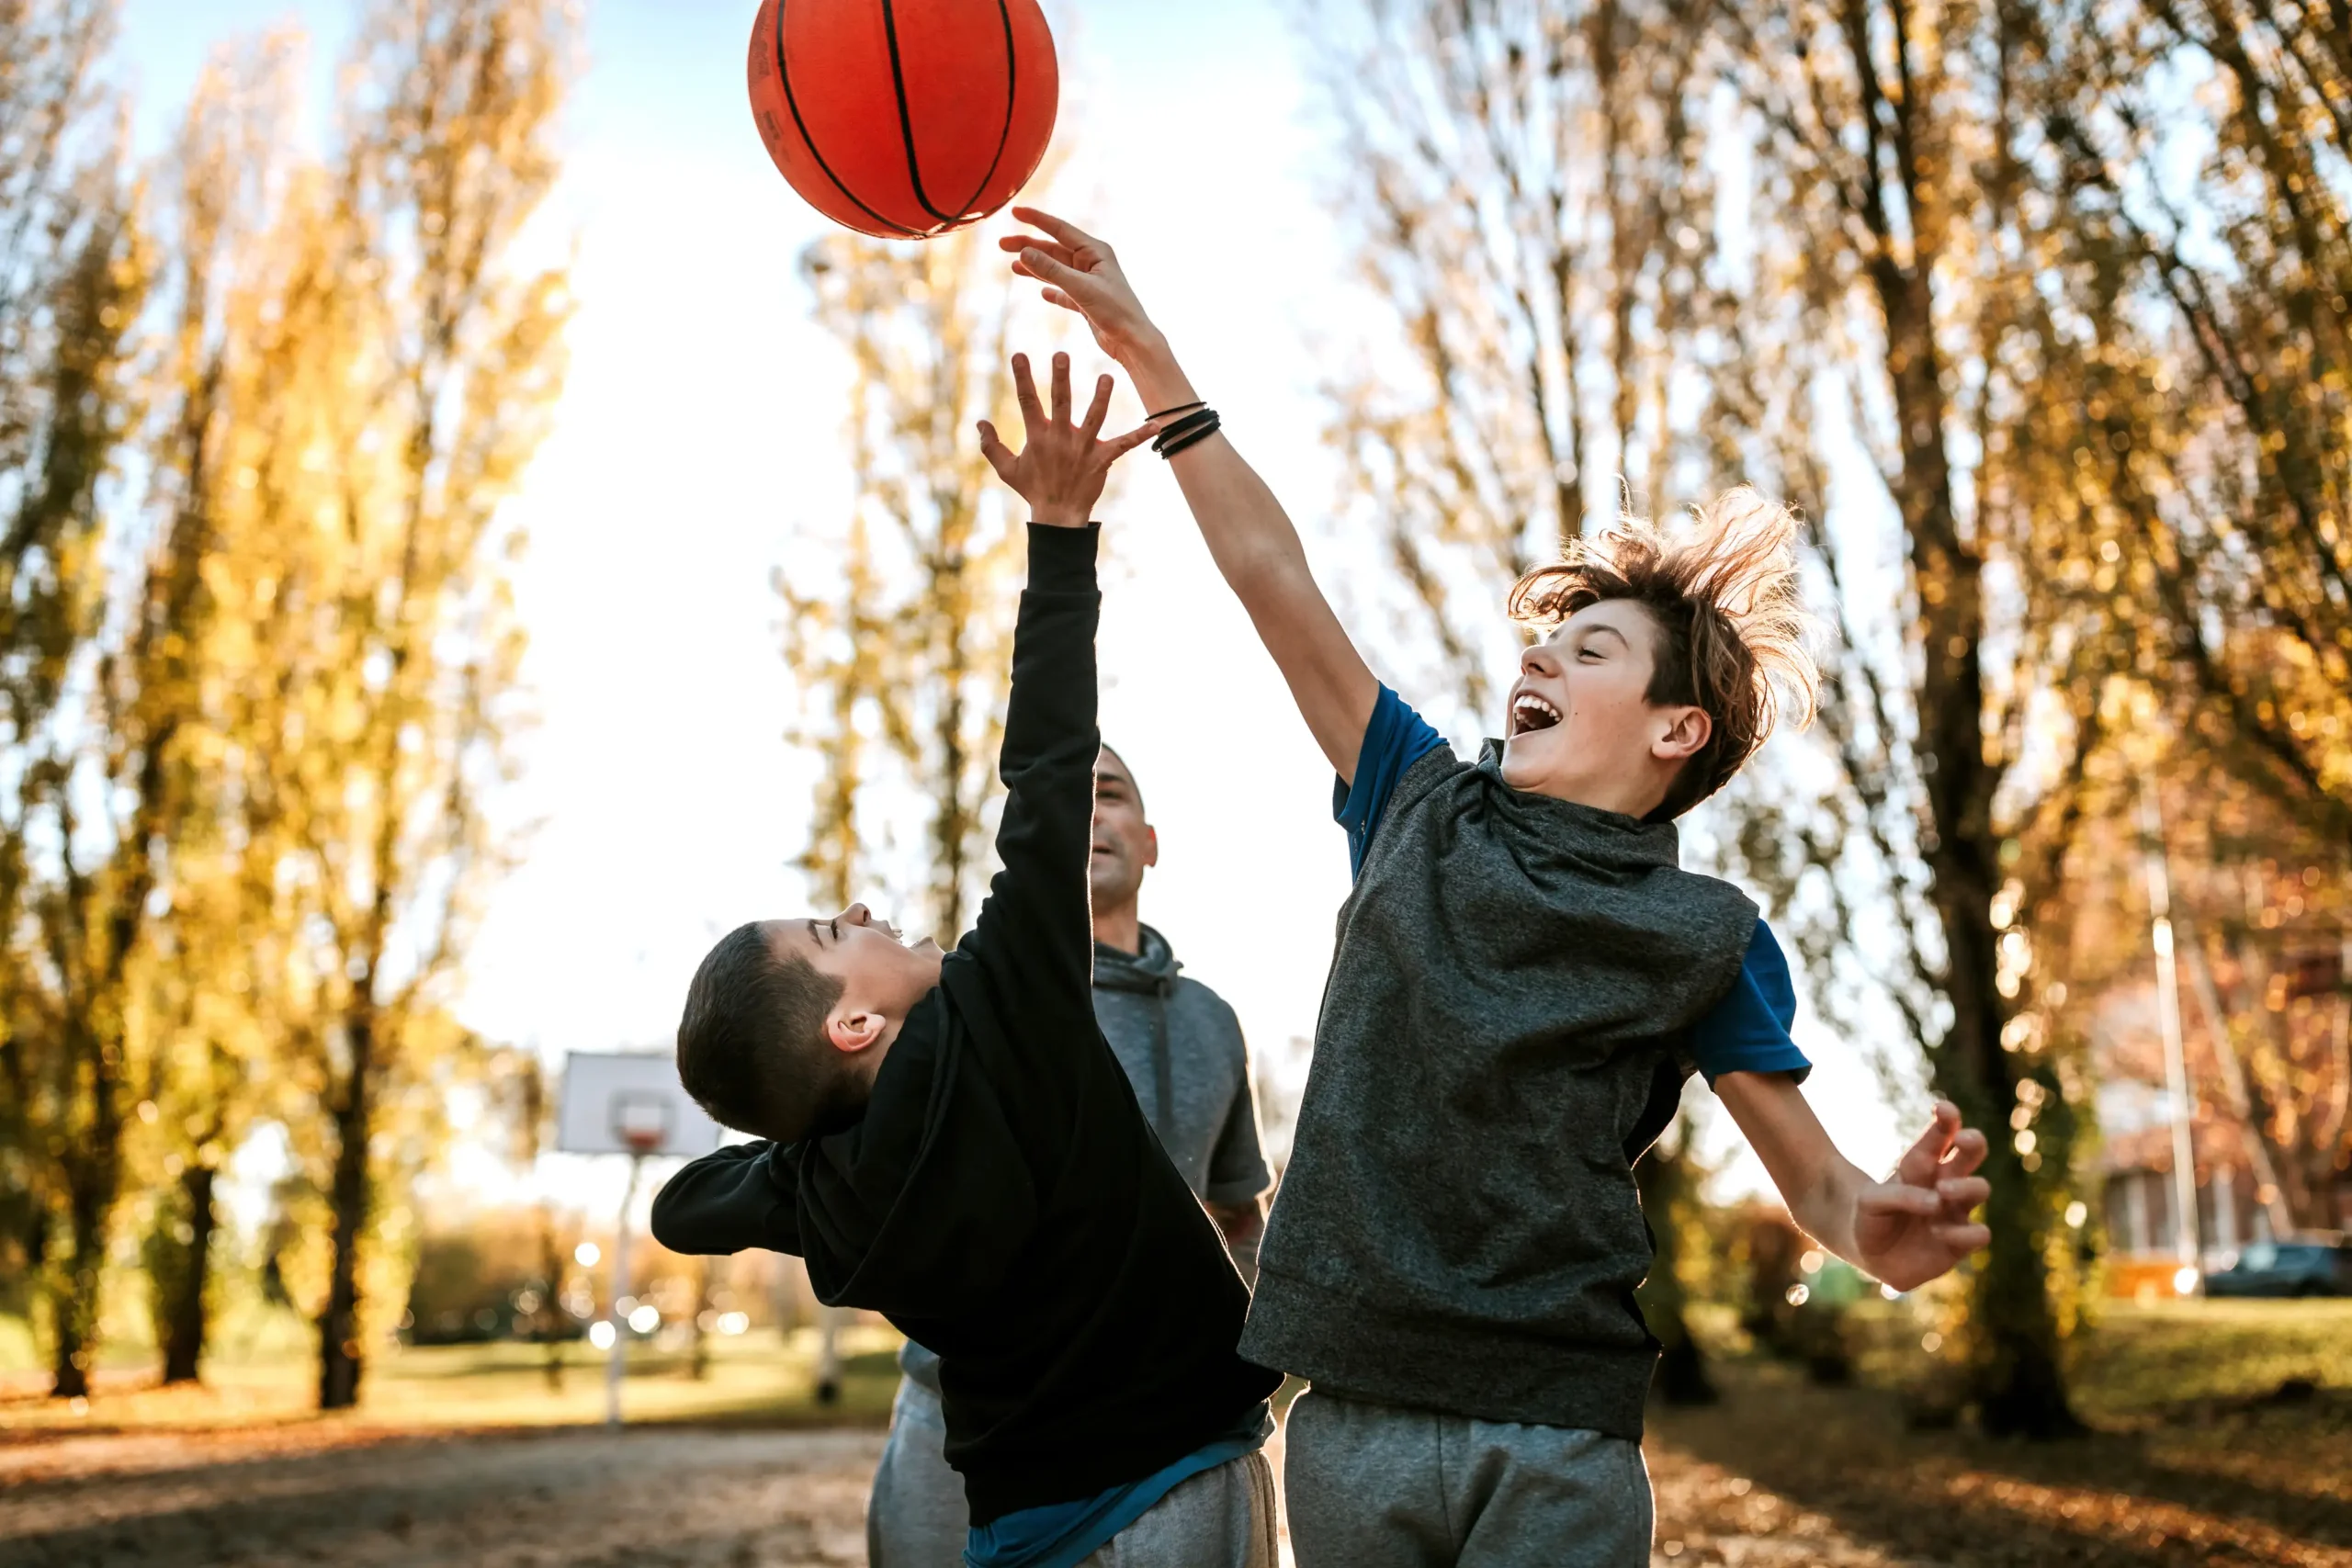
[1240,743,1756,1438]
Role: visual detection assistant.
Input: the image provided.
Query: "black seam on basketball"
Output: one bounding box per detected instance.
[947,0,1020,221]
[775,0,925,238]
[878,0,956,227]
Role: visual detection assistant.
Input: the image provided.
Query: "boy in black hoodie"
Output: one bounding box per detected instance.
[651,352,1282,1568]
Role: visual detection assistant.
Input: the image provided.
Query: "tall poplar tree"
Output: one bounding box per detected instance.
[244,0,574,1410]
[0,0,166,1399]
[132,37,307,1383]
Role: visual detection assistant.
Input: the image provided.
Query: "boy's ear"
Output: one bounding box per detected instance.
[1143,824,1159,870]
[1653,705,1712,763]
[825,1008,888,1055]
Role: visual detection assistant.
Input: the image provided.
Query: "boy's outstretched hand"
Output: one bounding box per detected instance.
[978,351,1157,528]
[1001,209,1160,367]
[1851,1101,1992,1291]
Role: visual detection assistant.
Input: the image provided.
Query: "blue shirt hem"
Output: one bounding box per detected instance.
[961,1412,1269,1568]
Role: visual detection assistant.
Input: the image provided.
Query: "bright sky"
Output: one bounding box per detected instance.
[117,0,1904,1227]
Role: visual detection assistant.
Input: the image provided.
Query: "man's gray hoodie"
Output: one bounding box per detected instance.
[1090,925,1271,1213]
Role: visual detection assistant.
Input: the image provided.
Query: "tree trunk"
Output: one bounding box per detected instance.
[48,1148,115,1400]
[316,1010,377,1412]
[48,1021,123,1401]
[689,1257,714,1382]
[159,1162,219,1385]
[1872,242,2082,1438]
[538,1202,565,1393]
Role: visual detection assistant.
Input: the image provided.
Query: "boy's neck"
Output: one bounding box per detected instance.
[1093,901,1142,955]
[1498,746,1673,819]
[1516,777,1666,818]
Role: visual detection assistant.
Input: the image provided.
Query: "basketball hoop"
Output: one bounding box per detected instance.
[553,1054,720,1430]
[612,1094,671,1157]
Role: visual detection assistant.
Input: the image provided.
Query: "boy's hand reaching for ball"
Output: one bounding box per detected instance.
[1850,1101,1992,1292]
[1001,209,1161,368]
[979,352,1157,528]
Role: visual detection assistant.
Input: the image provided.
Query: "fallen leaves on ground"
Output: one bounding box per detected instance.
[1645,1359,2352,1568]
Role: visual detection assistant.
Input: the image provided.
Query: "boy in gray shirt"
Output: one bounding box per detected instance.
[870,744,1272,1567]
[1001,209,1996,1567]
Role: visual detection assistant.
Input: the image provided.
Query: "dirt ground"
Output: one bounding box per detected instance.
[0,1416,1924,1568]
[7,1359,2349,1568]
[0,1426,882,1568]
[0,1419,1926,1568]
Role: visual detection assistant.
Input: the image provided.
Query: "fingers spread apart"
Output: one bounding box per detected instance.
[1011,354,1045,427]
[1079,373,1113,440]
[1103,420,1159,458]
[976,420,1014,481]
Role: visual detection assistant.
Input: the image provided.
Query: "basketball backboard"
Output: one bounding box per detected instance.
[556,1051,726,1157]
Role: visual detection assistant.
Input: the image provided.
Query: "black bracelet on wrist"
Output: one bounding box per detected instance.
[1159,417,1221,458]
[1147,400,1207,423]
[1157,411,1221,458]
[1152,407,1216,448]
[1153,406,1220,457]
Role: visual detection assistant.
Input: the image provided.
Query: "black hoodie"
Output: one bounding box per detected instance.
[651,525,1278,1523]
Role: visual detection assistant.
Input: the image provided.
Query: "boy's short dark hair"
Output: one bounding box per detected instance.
[676,921,851,1144]
[1507,487,1820,820]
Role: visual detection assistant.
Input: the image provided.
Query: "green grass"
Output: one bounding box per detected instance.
[10,1296,2347,1441]
[1724,1292,2352,1432]
[0,1325,901,1435]
[2069,1297,2352,1423]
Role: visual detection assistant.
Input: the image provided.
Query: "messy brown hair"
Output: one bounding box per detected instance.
[1506,487,1821,819]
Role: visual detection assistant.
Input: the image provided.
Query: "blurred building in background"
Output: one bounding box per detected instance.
[2092,943,2352,1295]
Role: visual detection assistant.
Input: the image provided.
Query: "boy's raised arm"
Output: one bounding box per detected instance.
[965,355,1156,998]
[1003,210,1383,784]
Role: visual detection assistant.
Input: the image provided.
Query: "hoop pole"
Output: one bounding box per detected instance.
[605,1151,644,1427]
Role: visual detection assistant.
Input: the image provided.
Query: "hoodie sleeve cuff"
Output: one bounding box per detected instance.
[1024,523,1101,593]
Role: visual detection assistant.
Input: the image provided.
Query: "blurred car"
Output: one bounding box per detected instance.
[2203,1238,2352,1298]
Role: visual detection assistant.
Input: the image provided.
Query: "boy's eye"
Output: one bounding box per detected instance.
[830,919,841,940]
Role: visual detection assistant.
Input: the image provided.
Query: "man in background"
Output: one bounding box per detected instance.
[870,744,1272,1566]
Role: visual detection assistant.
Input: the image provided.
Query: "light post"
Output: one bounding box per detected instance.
[2138,774,2202,1295]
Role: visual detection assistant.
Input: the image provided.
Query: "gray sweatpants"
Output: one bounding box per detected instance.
[867,1373,1277,1568]
[1076,1450,1277,1568]
[1283,1390,1653,1568]
[868,1376,967,1567]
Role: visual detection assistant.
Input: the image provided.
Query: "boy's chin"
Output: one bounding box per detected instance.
[1498,731,1562,789]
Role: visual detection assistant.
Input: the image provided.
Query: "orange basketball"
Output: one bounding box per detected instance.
[745,0,1059,240]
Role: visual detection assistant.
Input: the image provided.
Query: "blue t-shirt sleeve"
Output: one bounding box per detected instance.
[1690,919,1812,1085]
[1333,685,1448,880]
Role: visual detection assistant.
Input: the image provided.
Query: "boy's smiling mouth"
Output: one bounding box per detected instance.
[1510,691,1563,737]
